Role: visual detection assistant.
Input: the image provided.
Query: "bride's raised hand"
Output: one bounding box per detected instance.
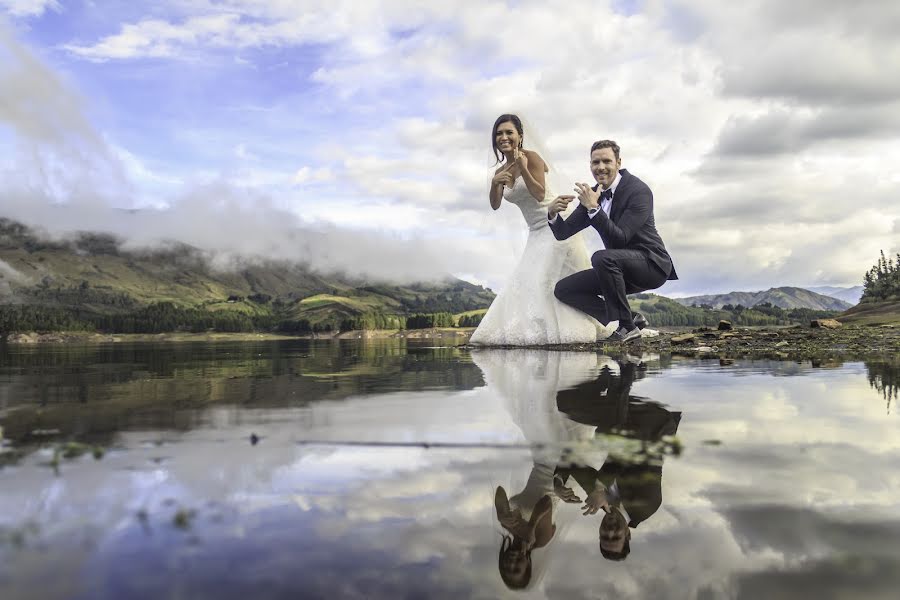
[513,147,528,171]
[547,195,574,218]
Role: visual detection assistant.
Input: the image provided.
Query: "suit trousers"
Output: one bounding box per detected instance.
[554,249,668,328]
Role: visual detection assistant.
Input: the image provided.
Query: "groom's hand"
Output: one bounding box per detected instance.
[574,182,600,210]
[548,195,574,218]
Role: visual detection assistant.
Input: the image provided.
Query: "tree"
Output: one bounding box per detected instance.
[862,250,900,302]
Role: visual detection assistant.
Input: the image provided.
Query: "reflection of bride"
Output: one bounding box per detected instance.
[472,349,600,591]
[470,114,604,346]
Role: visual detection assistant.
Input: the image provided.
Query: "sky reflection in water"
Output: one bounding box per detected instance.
[0,340,898,599]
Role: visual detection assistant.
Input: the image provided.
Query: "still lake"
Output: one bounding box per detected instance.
[1,339,898,599]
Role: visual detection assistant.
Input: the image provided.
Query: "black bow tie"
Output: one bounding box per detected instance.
[600,189,613,201]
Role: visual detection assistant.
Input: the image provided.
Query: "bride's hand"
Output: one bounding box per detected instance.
[514,148,528,171]
[547,195,574,218]
[492,170,514,188]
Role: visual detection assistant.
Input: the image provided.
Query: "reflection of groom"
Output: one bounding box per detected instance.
[547,140,677,342]
[553,357,682,560]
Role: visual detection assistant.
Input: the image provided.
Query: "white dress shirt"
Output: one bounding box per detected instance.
[605,477,631,525]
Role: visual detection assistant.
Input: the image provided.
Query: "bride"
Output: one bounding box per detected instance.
[470,114,605,346]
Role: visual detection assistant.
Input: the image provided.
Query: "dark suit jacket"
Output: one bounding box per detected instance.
[548,169,677,280]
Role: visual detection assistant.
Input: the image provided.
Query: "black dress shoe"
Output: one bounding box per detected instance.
[632,312,649,330]
[607,326,642,343]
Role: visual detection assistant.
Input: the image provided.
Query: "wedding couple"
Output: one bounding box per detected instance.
[470,114,678,346]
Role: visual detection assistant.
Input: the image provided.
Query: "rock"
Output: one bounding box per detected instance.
[695,346,716,353]
[7,332,38,344]
[775,341,789,347]
[811,319,842,329]
[717,320,733,331]
[719,333,735,339]
[671,333,695,344]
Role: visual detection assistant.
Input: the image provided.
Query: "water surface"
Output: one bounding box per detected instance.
[1,340,898,599]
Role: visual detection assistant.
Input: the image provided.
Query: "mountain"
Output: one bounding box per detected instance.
[673,287,852,311]
[0,218,494,329]
[806,285,864,305]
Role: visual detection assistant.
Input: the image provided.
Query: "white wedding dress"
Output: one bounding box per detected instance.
[470,178,602,346]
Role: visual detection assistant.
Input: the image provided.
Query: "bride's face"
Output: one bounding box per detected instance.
[591,147,621,189]
[494,121,521,155]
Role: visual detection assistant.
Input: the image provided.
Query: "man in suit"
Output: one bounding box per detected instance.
[547,140,677,342]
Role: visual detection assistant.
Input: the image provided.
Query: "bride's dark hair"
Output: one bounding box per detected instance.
[491,114,524,164]
[498,534,533,589]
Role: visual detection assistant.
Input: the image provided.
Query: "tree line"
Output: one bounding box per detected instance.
[0,303,486,335]
[862,250,900,302]
[638,295,840,326]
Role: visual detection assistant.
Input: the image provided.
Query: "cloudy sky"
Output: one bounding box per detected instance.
[1,0,897,295]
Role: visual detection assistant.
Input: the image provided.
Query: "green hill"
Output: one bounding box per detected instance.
[674,287,852,311]
[0,218,495,333]
[838,301,900,326]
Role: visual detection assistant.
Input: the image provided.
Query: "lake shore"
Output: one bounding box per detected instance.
[551,323,900,360]
[1,328,473,345]
[3,324,898,360]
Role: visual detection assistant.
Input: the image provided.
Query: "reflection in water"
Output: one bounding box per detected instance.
[554,356,681,562]
[866,359,899,413]
[0,339,482,447]
[473,350,598,590]
[2,342,900,599]
[472,350,682,589]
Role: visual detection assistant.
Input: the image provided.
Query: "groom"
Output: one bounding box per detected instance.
[547,140,677,342]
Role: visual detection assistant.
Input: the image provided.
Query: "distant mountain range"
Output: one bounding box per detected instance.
[673,287,853,311]
[0,218,495,327]
[805,285,864,305]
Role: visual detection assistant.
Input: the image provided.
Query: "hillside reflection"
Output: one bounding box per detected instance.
[0,339,482,444]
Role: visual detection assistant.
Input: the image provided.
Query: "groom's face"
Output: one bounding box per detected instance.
[591,148,621,189]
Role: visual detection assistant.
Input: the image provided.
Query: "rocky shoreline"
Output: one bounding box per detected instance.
[558,322,900,360]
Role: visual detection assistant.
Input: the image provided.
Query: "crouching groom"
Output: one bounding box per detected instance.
[547,140,677,342]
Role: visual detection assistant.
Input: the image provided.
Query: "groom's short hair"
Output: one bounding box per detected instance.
[590,140,621,160]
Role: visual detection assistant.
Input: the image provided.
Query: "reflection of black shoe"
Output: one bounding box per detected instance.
[608,326,642,343]
[633,312,649,330]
